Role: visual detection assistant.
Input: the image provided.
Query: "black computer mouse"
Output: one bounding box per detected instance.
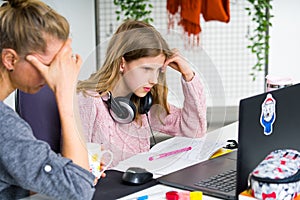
[122,167,153,185]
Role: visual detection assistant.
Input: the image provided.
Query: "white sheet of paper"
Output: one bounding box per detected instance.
[114,131,226,178]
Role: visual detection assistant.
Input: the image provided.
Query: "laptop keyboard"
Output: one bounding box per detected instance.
[194,169,236,192]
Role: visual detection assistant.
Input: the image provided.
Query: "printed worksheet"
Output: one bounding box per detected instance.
[114,131,226,178]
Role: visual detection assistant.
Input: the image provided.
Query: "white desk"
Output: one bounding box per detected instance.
[22,122,239,200]
[208,121,238,143]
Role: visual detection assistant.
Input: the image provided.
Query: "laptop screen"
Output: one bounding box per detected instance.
[236,83,300,195]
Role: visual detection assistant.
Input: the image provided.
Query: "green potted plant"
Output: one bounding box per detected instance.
[113,0,153,23]
[245,0,273,81]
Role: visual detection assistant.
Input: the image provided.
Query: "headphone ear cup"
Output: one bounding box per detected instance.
[109,97,136,124]
[139,92,153,114]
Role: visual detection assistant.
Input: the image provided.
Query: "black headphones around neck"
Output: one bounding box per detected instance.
[104,92,153,124]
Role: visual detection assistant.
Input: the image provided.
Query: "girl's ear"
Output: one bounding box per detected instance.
[2,48,18,71]
[120,57,126,73]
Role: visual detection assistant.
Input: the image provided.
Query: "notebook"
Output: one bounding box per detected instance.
[158,83,300,200]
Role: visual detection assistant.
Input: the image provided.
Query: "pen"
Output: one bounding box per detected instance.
[136,192,163,200]
[124,192,165,200]
[148,146,192,161]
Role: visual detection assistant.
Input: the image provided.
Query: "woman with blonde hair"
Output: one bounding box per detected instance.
[0,0,95,199]
[77,20,207,167]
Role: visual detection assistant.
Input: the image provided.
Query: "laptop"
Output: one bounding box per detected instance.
[158,83,300,199]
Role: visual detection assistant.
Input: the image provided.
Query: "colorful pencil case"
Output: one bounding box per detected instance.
[250,149,300,200]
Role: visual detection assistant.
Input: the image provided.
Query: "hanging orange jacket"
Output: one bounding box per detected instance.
[202,0,230,22]
[167,0,230,45]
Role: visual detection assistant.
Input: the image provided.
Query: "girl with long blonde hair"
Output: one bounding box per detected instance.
[77,20,207,167]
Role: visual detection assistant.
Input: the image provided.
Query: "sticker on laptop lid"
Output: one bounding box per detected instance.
[260,94,276,135]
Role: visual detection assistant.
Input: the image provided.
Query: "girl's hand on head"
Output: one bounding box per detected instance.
[163,49,194,82]
[26,38,82,96]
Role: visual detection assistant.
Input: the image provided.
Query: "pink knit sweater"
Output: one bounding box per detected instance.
[77,74,207,167]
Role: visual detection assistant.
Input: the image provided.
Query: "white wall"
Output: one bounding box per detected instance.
[42,0,97,81]
[5,1,298,110]
[269,0,300,83]
[4,0,97,109]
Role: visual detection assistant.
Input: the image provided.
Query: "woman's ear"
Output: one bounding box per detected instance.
[120,57,126,73]
[2,48,18,71]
